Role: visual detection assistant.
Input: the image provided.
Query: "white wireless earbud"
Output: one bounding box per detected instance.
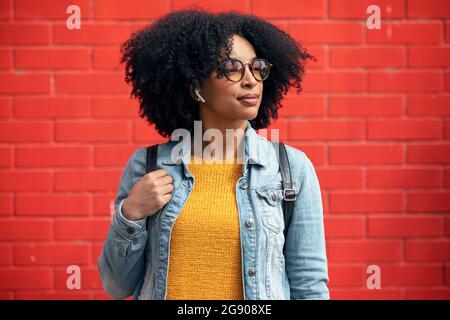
[194,88,206,103]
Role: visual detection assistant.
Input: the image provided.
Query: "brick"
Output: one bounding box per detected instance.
[328,265,366,286]
[0,73,50,94]
[331,288,403,299]
[289,144,325,165]
[54,219,110,240]
[0,48,11,69]
[377,264,442,286]
[290,22,364,44]
[0,0,11,19]
[0,122,52,142]
[324,216,365,238]
[367,168,442,188]
[0,245,11,265]
[369,71,443,92]
[94,145,140,166]
[0,220,52,240]
[408,144,450,164]
[368,120,443,140]
[54,267,102,289]
[0,194,13,216]
[447,22,450,42]
[265,119,289,141]
[92,97,139,118]
[95,0,169,19]
[406,288,450,300]
[55,121,130,142]
[16,146,91,167]
[278,95,325,117]
[303,71,366,92]
[132,121,183,143]
[0,172,52,191]
[55,73,128,94]
[0,146,13,167]
[407,95,450,115]
[15,48,90,69]
[15,291,92,300]
[407,192,450,212]
[329,95,403,117]
[92,47,122,70]
[367,22,442,44]
[316,169,364,189]
[406,240,450,261]
[15,0,90,19]
[53,23,130,45]
[408,47,450,67]
[16,194,91,216]
[368,216,443,237]
[54,170,121,191]
[0,269,52,289]
[302,46,326,68]
[13,244,90,265]
[447,71,450,91]
[330,144,403,164]
[14,97,91,118]
[93,193,116,216]
[446,264,450,285]
[446,218,450,237]
[330,192,404,213]
[327,240,402,262]
[330,0,404,18]
[330,47,405,67]
[407,0,450,18]
[252,0,325,18]
[0,23,50,44]
[290,120,365,140]
[446,168,450,187]
[0,292,13,299]
[0,97,12,118]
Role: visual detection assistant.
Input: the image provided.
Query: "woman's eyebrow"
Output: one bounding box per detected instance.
[229,56,258,62]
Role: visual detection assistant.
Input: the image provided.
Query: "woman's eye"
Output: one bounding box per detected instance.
[253,60,266,70]
[225,61,241,72]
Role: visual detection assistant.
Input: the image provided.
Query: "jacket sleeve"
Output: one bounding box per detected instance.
[284,152,330,300]
[97,150,148,300]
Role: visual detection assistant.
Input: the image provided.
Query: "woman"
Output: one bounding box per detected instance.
[98,8,329,300]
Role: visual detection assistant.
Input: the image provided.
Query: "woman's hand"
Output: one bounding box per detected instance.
[122,169,174,221]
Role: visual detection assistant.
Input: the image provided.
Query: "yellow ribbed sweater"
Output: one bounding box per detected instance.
[166,155,244,300]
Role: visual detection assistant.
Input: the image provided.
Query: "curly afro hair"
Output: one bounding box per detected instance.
[120,7,315,138]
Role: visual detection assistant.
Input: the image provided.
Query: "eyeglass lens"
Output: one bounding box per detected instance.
[223,59,271,82]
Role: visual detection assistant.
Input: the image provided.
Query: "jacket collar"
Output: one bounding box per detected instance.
[160,120,268,168]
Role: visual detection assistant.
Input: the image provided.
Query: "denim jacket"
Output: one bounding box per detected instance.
[97,120,330,300]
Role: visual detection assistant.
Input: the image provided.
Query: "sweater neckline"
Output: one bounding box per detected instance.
[187,154,243,171]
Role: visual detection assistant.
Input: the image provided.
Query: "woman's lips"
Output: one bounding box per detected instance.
[237,97,259,106]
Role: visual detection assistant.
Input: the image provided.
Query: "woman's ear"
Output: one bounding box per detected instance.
[194,88,206,103]
[190,84,205,103]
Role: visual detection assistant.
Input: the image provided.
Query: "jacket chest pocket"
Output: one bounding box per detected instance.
[255,184,284,234]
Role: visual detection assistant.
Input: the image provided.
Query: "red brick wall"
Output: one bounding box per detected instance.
[0,0,449,300]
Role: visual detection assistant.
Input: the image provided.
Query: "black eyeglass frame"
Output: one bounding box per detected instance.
[217,58,273,83]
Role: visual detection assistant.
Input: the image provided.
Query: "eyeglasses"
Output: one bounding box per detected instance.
[218,58,273,82]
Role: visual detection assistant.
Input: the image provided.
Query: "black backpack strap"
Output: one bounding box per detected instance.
[145,144,159,232]
[271,141,296,252]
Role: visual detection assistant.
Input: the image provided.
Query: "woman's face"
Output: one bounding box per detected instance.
[195,34,264,124]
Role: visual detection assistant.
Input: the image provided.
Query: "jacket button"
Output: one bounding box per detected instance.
[240,180,248,189]
[245,218,254,227]
[248,268,256,276]
[126,227,135,235]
